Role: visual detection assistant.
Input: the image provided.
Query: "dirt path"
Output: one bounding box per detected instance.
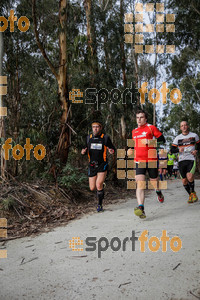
[1,179,200,300]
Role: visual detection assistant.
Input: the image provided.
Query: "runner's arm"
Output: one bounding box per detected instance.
[105,135,116,152]
[191,135,200,155]
[126,131,135,156]
[125,144,135,157]
[192,141,200,155]
[157,134,166,152]
[151,125,166,146]
[171,135,179,153]
[157,134,166,143]
[171,144,179,153]
[81,136,89,155]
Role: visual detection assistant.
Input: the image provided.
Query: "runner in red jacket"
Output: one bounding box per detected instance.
[128,110,165,218]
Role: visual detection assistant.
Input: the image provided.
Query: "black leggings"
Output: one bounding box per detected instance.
[167,165,173,177]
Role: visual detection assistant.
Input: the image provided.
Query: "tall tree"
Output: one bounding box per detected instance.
[32,0,70,169]
[120,0,127,88]
[0,32,6,179]
[84,0,99,86]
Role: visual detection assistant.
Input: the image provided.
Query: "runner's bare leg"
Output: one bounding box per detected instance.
[96,171,107,190]
[135,174,145,205]
[89,176,97,191]
[150,177,159,192]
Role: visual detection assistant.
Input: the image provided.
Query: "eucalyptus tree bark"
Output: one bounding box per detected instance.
[0,32,6,179]
[120,115,126,139]
[14,41,20,143]
[57,0,70,162]
[119,0,128,142]
[84,0,99,86]
[101,0,109,76]
[131,0,140,106]
[12,35,21,176]
[120,0,127,88]
[32,0,70,166]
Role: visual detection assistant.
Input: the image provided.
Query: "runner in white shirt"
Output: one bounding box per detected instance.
[171,121,200,203]
[172,160,179,179]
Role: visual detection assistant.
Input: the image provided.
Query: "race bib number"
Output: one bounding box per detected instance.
[90,143,102,150]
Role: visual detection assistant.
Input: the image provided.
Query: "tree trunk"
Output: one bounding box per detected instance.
[131,45,140,106]
[57,0,70,163]
[102,0,109,77]
[131,0,140,106]
[84,0,99,86]
[13,36,21,176]
[32,0,70,171]
[120,115,126,140]
[0,32,6,180]
[120,0,127,88]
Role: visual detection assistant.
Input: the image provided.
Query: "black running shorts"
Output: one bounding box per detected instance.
[135,162,158,178]
[178,160,196,179]
[88,161,108,177]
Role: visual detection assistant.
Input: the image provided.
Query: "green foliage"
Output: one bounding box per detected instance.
[57,164,88,190]
[1,197,15,211]
[167,0,200,52]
